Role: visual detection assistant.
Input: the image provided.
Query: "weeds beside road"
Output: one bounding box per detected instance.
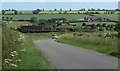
[56,32,119,58]
[2,26,54,69]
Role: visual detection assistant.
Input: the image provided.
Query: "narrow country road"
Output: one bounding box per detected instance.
[34,39,118,69]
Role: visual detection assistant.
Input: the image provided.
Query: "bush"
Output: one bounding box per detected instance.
[99,27,105,31]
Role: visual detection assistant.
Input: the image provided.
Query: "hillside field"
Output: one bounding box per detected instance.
[0,10,119,14]
[2,14,88,21]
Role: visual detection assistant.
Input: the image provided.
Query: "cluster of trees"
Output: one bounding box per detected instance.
[2,8,118,15]
[30,17,68,26]
[2,17,13,20]
[74,23,117,32]
[32,9,42,14]
[104,11,115,14]
[2,9,18,15]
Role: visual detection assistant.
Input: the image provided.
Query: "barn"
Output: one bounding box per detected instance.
[18,25,54,33]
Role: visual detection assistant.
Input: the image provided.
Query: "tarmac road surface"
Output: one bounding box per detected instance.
[34,39,118,69]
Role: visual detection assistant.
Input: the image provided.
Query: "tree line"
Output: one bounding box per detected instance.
[74,23,117,32]
[1,8,118,15]
[30,17,68,26]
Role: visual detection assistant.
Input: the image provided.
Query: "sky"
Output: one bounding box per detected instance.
[1,2,118,10]
[1,0,120,2]
[1,0,120,10]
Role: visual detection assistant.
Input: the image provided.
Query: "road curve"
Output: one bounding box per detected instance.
[34,39,118,69]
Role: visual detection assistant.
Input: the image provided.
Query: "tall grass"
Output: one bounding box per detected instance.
[57,32,119,57]
[2,26,54,69]
[2,26,21,69]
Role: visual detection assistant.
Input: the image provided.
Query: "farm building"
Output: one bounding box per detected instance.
[17,24,74,33]
[49,18,67,23]
[84,17,107,22]
[18,25,54,33]
[57,24,74,31]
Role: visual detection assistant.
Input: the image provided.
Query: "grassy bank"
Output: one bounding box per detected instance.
[2,26,54,69]
[56,32,119,57]
[17,33,54,69]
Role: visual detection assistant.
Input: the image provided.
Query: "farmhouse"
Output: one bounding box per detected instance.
[84,17,107,22]
[51,18,67,23]
[55,20,64,23]
[18,25,54,33]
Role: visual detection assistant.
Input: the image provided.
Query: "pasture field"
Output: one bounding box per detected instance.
[0,10,119,14]
[2,14,88,21]
[70,21,117,25]
[6,21,32,28]
[2,14,119,22]
[93,14,118,21]
[2,10,118,21]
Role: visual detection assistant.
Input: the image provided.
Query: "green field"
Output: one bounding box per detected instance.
[2,13,119,22]
[70,21,117,25]
[0,10,119,14]
[2,9,119,69]
[2,14,89,21]
[7,21,32,28]
[93,14,118,21]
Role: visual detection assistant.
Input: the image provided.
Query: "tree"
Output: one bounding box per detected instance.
[88,9,91,11]
[36,9,40,11]
[102,23,106,27]
[54,9,57,11]
[39,19,47,25]
[69,9,72,11]
[2,17,4,20]
[81,8,85,11]
[32,9,42,14]
[59,12,62,14]
[64,11,67,14]
[96,23,101,27]
[14,10,18,15]
[91,24,96,30]
[82,23,86,26]
[99,27,105,31]
[2,10,5,15]
[32,10,39,14]
[11,9,14,11]
[61,18,67,23]
[102,9,106,11]
[49,10,51,12]
[115,9,120,11]
[97,8,101,11]
[78,11,80,14]
[95,12,100,14]
[91,8,95,11]
[60,9,62,11]
[19,12,23,15]
[8,9,11,11]
[10,17,13,20]
[30,17,38,25]
[6,17,9,20]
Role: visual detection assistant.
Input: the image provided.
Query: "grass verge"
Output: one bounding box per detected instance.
[56,32,119,57]
[2,26,54,69]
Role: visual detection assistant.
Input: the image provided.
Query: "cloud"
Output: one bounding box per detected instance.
[1,0,120,2]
